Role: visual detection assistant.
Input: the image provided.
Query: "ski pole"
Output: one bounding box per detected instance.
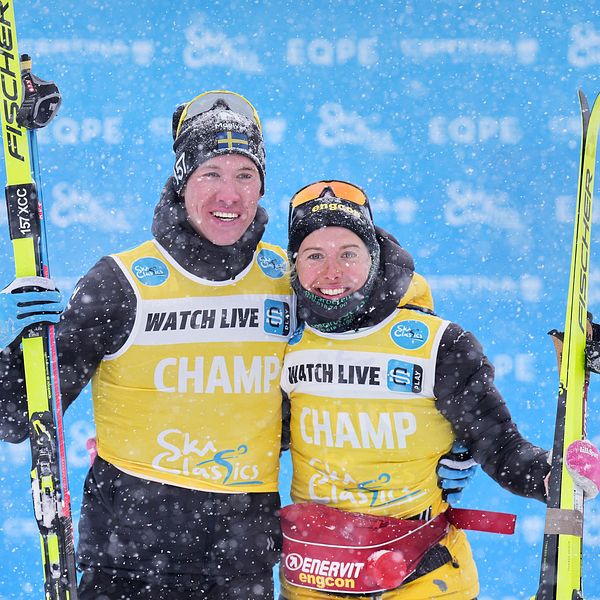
[18,52,78,598]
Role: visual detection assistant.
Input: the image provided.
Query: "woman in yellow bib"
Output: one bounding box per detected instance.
[279,181,600,600]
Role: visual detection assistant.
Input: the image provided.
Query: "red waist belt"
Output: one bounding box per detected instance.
[280,503,516,595]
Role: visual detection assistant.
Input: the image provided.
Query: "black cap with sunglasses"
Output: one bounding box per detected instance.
[287,180,386,333]
[287,180,379,262]
[171,90,266,195]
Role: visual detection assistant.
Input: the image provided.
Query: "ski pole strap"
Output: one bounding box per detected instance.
[446,507,517,535]
[17,54,62,130]
[543,507,583,537]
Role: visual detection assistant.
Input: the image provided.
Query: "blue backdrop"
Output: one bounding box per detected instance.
[1,1,600,598]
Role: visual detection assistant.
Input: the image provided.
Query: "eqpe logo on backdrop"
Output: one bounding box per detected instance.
[317,103,397,152]
[429,116,522,145]
[183,15,263,73]
[493,354,535,383]
[36,117,123,145]
[287,37,378,66]
[568,23,600,67]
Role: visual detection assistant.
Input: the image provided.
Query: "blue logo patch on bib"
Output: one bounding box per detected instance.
[257,249,287,279]
[288,322,305,346]
[264,299,291,336]
[387,359,423,393]
[390,320,429,350]
[131,257,170,286]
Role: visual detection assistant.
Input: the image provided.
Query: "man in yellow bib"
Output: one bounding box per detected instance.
[279,180,600,600]
[0,92,294,599]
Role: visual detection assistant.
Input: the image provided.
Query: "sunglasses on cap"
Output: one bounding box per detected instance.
[288,180,373,229]
[174,90,262,139]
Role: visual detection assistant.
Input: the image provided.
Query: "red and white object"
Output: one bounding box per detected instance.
[566,439,600,498]
[280,503,449,595]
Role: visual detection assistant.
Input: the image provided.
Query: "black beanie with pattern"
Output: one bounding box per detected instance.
[172,96,266,195]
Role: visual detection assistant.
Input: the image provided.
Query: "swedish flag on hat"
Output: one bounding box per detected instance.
[172,91,266,195]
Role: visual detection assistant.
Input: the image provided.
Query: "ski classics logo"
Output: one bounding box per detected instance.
[305,457,423,509]
[50,183,130,231]
[183,15,263,73]
[152,433,262,486]
[444,181,524,233]
[132,257,170,286]
[195,444,262,486]
[257,249,287,279]
[317,103,397,152]
[390,321,429,350]
[264,300,291,337]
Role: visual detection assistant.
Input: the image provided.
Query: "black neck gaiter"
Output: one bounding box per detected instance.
[292,249,379,333]
[293,228,415,333]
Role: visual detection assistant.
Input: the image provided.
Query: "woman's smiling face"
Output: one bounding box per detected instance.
[295,227,372,300]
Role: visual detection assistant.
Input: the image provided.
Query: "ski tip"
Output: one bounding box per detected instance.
[578,89,590,114]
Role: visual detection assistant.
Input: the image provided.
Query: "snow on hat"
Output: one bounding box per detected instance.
[288,180,379,261]
[172,91,266,195]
